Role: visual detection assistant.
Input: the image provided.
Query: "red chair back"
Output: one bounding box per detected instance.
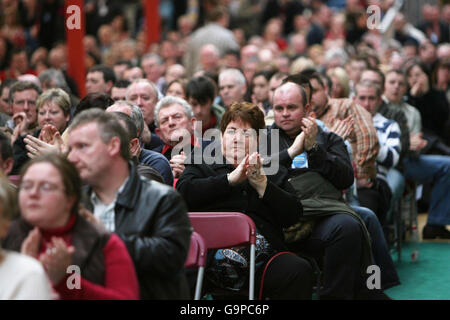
[188,212,258,299]
[188,212,257,249]
[185,231,206,268]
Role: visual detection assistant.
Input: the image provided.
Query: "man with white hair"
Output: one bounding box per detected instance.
[126,79,159,127]
[126,79,164,150]
[154,96,203,181]
[106,100,173,185]
[164,64,186,85]
[437,43,450,60]
[199,44,221,74]
[240,44,259,66]
[218,68,248,108]
[324,48,349,70]
[17,74,41,90]
[140,53,165,92]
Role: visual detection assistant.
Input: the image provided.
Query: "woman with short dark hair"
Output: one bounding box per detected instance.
[177,102,314,299]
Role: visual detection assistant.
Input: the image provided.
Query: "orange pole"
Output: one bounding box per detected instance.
[145,0,161,49]
[65,0,86,98]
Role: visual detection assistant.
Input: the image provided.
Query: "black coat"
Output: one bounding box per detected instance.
[83,163,192,300]
[406,89,449,143]
[11,129,40,175]
[266,124,354,191]
[176,161,302,251]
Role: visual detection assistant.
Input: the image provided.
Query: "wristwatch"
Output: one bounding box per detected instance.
[306,142,319,154]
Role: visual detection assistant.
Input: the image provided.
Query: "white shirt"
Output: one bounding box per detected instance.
[382,96,423,134]
[0,251,53,300]
[91,178,128,232]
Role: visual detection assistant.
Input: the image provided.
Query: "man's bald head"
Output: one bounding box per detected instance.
[273,82,307,108]
[272,82,310,137]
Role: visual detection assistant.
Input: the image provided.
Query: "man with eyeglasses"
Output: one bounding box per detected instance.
[7,81,42,175]
[8,81,41,136]
[0,79,17,127]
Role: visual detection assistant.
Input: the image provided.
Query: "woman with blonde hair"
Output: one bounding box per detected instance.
[327,67,350,98]
[289,56,315,75]
[14,88,72,174]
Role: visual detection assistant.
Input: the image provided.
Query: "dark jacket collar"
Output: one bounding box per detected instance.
[83,162,141,211]
[116,162,141,210]
[269,122,297,141]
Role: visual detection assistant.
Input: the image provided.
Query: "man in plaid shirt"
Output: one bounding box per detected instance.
[300,70,381,213]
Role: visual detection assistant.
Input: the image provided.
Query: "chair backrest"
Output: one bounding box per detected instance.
[188,212,257,249]
[185,231,207,268]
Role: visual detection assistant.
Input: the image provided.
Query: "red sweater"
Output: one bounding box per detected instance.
[39,215,140,300]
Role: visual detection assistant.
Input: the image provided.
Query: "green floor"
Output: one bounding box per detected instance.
[385,242,450,300]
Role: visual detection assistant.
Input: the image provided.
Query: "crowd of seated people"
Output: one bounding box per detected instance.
[0,0,449,300]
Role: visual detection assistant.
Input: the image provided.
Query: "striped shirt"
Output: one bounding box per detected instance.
[372,113,402,182]
[317,98,380,180]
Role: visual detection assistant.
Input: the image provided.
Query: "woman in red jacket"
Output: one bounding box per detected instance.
[3,154,140,300]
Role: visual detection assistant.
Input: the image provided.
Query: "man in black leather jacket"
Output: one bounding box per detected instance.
[66,109,192,299]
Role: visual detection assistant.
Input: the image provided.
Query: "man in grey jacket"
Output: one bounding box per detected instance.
[183,6,239,77]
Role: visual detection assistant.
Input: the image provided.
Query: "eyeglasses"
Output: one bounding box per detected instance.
[19,181,64,194]
[224,128,256,137]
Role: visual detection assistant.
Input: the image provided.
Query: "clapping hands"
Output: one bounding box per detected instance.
[247,152,267,197]
[39,237,75,285]
[24,124,65,158]
[287,116,318,158]
[21,226,75,285]
[409,132,428,151]
[329,116,354,141]
[21,227,41,258]
[227,152,267,197]
[11,112,30,144]
[170,151,186,179]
